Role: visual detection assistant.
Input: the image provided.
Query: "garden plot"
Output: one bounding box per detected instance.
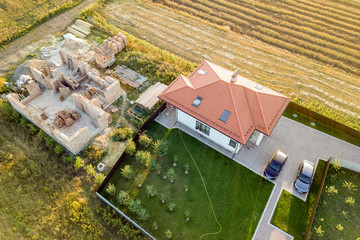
[99,0,360,131]
[103,122,274,239]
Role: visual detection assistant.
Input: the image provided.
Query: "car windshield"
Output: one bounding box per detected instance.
[299,174,311,184]
[269,161,281,171]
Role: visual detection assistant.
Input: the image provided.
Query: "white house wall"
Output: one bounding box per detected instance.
[177,109,240,153]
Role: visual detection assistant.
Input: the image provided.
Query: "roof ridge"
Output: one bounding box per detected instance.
[255,90,269,135]
[228,83,244,143]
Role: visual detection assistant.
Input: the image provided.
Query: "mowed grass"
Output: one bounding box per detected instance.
[0,0,82,46]
[271,160,327,240]
[310,164,360,239]
[105,122,274,240]
[96,0,360,131]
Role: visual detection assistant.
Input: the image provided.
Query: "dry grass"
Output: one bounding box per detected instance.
[92,0,360,130]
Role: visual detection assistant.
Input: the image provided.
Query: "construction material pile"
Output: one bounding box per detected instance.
[53,110,81,128]
[67,19,93,38]
[103,32,128,54]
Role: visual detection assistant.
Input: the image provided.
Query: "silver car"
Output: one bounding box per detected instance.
[294,160,315,193]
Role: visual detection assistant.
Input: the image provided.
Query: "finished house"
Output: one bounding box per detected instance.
[158,60,290,154]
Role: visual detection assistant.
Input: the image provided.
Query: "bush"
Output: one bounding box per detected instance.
[125,139,136,156]
[106,183,117,197]
[113,127,134,141]
[45,136,55,148]
[74,157,85,170]
[85,145,104,165]
[139,134,151,148]
[135,151,152,167]
[153,139,168,157]
[117,190,130,206]
[62,154,74,163]
[121,165,134,179]
[86,165,97,181]
[54,144,64,155]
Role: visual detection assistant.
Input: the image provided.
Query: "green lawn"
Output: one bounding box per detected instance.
[104,122,274,240]
[309,164,360,239]
[271,160,327,240]
[283,108,360,147]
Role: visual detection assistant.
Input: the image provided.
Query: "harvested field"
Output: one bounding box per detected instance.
[98,0,360,130]
[0,0,82,46]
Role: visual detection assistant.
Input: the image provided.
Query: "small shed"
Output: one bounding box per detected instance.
[135,82,167,109]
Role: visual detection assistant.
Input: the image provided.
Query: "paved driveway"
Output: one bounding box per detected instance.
[233,116,360,240]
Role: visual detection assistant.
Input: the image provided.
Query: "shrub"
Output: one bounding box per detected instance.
[314,225,325,237]
[167,202,176,212]
[62,154,74,163]
[155,163,162,175]
[11,110,20,120]
[0,77,7,94]
[85,145,104,165]
[336,224,344,231]
[325,185,338,195]
[113,127,134,141]
[125,139,136,156]
[165,229,172,239]
[117,190,130,206]
[137,207,150,222]
[45,136,55,148]
[54,144,64,155]
[135,151,152,167]
[160,193,166,204]
[172,155,179,167]
[145,185,158,198]
[86,165,97,181]
[342,181,358,191]
[74,157,85,170]
[27,123,37,134]
[95,173,105,185]
[153,139,168,157]
[38,130,46,139]
[149,158,157,170]
[1,100,13,117]
[152,221,158,231]
[139,134,151,148]
[345,196,355,205]
[121,165,134,179]
[19,117,28,128]
[106,183,117,197]
[129,199,142,214]
[166,168,175,183]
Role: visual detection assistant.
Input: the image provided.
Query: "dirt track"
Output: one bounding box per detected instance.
[0,0,96,75]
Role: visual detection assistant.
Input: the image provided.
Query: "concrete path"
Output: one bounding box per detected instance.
[233,116,360,240]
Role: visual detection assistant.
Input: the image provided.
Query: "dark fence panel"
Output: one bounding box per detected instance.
[304,158,331,240]
[97,103,166,194]
[286,102,360,139]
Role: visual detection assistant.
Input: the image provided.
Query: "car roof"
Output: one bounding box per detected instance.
[302,161,314,177]
[274,150,287,163]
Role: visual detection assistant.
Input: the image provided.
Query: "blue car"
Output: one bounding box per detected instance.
[263,149,288,180]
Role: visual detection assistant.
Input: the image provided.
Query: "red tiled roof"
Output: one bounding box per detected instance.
[158,60,290,144]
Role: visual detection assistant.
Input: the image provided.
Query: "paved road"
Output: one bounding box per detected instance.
[234,116,360,240]
[0,0,96,75]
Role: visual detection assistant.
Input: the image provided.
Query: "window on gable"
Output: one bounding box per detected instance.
[229,139,237,148]
[219,110,231,123]
[192,96,203,108]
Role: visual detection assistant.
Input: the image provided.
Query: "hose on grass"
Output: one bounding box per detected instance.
[179,129,222,239]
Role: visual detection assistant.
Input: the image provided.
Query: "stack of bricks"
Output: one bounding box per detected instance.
[53,110,81,128]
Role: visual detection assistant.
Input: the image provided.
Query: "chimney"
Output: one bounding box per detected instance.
[231,69,240,83]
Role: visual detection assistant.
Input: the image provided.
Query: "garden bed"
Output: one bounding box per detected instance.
[309,164,360,239]
[271,160,327,240]
[102,122,274,239]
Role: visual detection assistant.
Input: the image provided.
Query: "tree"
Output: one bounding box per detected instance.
[137,207,150,222]
[121,165,134,179]
[153,139,168,157]
[113,127,134,141]
[167,202,176,212]
[135,151,152,167]
[165,229,172,239]
[74,157,85,171]
[86,165,97,181]
[125,139,136,156]
[117,190,130,206]
[139,134,151,148]
[106,183,117,197]
[145,185,157,198]
[95,173,105,185]
[85,145,104,165]
[54,144,64,155]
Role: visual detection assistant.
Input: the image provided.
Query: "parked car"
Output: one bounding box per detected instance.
[263,149,288,180]
[294,160,315,193]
